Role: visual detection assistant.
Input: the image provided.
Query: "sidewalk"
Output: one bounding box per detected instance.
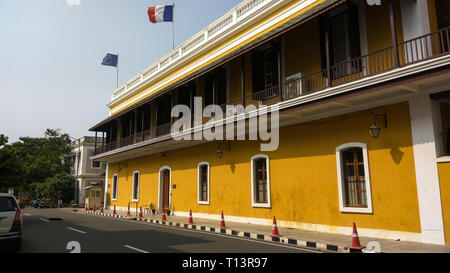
[71,208,450,253]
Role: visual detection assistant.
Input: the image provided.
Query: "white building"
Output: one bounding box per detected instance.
[71,136,106,207]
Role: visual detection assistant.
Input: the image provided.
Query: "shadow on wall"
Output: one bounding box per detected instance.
[390,147,405,165]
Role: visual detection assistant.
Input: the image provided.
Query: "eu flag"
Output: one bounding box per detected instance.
[102,54,118,67]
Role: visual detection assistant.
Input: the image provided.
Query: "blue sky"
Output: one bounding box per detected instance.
[0,0,243,142]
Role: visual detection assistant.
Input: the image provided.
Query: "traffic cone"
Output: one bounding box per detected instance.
[162,208,167,221]
[127,203,131,216]
[138,207,143,218]
[113,205,117,215]
[220,211,226,228]
[271,216,280,237]
[349,223,364,252]
[188,210,194,224]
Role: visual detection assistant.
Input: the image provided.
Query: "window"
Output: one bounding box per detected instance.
[132,171,140,202]
[197,162,210,204]
[336,143,373,213]
[204,68,227,107]
[320,2,361,79]
[251,155,271,208]
[112,174,118,201]
[252,42,280,96]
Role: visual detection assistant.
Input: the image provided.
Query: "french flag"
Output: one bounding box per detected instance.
[148,5,174,24]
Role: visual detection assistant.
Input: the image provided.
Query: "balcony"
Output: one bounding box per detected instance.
[92,26,450,158]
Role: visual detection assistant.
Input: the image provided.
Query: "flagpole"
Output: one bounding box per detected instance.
[116,52,119,88]
[172,3,175,50]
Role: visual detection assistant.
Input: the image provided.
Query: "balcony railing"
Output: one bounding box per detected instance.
[94,27,450,157]
[156,122,172,138]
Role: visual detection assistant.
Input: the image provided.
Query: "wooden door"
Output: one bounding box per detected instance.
[162,170,170,209]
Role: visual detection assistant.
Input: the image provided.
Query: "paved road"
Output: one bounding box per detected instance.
[20,208,320,253]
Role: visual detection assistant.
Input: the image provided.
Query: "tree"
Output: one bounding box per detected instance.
[0,134,8,146]
[0,129,73,193]
[32,173,75,203]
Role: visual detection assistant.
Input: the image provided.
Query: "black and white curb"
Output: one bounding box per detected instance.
[79,210,348,253]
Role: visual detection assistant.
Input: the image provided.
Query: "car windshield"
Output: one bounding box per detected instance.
[0,197,17,212]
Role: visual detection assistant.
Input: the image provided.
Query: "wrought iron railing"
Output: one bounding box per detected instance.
[156,122,172,137]
[95,27,450,155]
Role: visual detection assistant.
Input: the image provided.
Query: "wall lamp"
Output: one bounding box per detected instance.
[369,113,387,139]
[117,166,122,173]
[216,142,231,158]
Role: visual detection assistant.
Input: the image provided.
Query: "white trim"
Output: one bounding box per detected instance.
[335,142,373,214]
[197,162,210,205]
[111,174,118,202]
[131,171,140,202]
[437,156,450,163]
[157,166,172,210]
[108,0,333,112]
[250,154,271,208]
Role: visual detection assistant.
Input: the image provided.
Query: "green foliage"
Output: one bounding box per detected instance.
[0,134,8,146]
[0,129,73,197]
[31,173,75,202]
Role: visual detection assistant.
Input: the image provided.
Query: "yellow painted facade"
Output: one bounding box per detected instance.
[106,102,422,233]
[438,162,450,245]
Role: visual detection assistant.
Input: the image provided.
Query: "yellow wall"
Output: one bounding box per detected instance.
[438,162,450,245]
[106,102,421,233]
[365,1,404,53]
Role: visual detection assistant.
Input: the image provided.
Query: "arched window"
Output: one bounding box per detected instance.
[251,154,271,208]
[112,174,118,201]
[197,162,210,204]
[336,143,373,214]
[132,171,140,202]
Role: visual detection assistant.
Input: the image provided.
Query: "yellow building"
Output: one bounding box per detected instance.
[90,0,450,245]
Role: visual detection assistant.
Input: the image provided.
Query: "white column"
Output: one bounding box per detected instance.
[409,94,445,244]
[103,163,109,209]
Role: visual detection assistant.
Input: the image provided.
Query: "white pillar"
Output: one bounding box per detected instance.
[409,94,445,244]
[103,163,109,209]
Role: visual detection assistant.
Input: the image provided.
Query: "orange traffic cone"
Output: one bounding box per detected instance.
[138,207,143,218]
[271,216,280,237]
[162,208,167,221]
[220,211,226,228]
[349,223,364,252]
[188,210,194,224]
[127,203,131,216]
[113,205,117,215]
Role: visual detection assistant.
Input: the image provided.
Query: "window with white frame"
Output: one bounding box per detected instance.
[112,174,118,201]
[132,171,140,202]
[336,143,373,214]
[251,155,271,208]
[197,162,210,204]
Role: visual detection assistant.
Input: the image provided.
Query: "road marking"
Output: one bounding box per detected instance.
[40,218,50,223]
[23,213,31,216]
[124,245,150,253]
[64,210,321,253]
[67,227,87,234]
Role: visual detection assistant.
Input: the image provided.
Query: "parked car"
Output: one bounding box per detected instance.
[0,193,23,252]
